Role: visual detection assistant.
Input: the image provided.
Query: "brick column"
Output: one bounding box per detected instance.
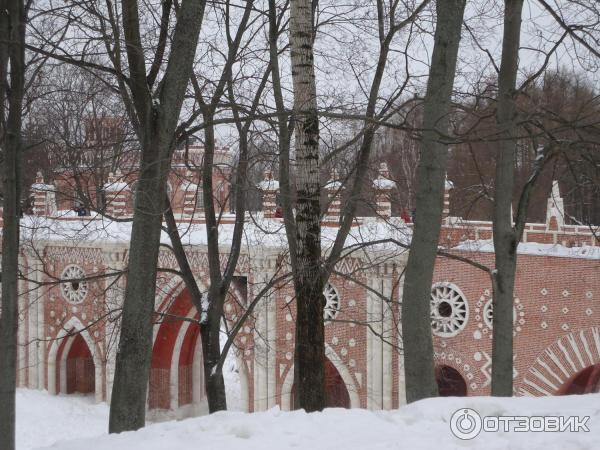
[257,170,279,219]
[104,170,131,217]
[373,163,396,219]
[31,172,56,216]
[443,177,454,220]
[325,169,342,223]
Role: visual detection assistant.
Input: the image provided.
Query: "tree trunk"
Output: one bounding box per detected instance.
[201,317,227,412]
[289,0,325,412]
[0,1,25,448]
[401,0,466,404]
[491,0,524,397]
[109,0,205,433]
[163,200,227,412]
[109,139,169,431]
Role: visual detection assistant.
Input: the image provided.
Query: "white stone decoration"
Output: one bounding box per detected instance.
[60,264,88,305]
[323,282,341,322]
[430,283,468,337]
[481,296,522,338]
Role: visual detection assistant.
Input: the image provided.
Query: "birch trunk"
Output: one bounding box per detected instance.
[289,0,325,411]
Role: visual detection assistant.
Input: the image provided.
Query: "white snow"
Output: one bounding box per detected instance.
[16,388,600,450]
[18,214,412,254]
[455,239,600,260]
[103,181,131,192]
[16,390,109,450]
[372,177,396,190]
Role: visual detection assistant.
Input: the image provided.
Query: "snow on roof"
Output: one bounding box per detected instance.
[257,178,280,191]
[325,180,343,190]
[103,181,130,192]
[372,178,396,190]
[31,183,54,192]
[454,239,600,260]
[18,214,412,257]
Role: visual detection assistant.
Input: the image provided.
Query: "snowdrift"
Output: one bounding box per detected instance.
[17,389,600,450]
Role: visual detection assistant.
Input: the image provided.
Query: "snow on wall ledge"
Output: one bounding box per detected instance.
[18,389,600,450]
[454,239,600,260]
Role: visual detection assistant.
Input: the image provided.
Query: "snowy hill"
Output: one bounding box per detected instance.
[17,389,600,450]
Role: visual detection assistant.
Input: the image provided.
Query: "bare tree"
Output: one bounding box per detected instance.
[108,0,207,433]
[162,0,270,412]
[401,0,467,403]
[490,0,525,397]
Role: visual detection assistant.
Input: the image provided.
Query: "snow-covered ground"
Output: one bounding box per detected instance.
[17,389,600,450]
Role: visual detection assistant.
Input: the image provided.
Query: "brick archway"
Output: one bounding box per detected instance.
[47,317,103,402]
[290,358,351,409]
[557,363,600,395]
[281,345,360,410]
[149,289,197,411]
[435,365,467,396]
[519,327,600,396]
[149,283,249,416]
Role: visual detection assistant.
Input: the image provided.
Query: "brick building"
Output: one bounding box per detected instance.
[13,154,600,419]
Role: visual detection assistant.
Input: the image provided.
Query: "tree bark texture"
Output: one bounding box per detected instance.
[401,0,466,404]
[109,0,206,433]
[0,0,25,448]
[289,0,326,412]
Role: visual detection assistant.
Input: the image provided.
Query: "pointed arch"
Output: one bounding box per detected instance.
[47,316,103,401]
[280,345,360,410]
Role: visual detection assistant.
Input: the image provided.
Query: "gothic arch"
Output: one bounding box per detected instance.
[435,365,467,396]
[519,327,600,396]
[47,316,103,401]
[149,281,250,417]
[280,345,360,410]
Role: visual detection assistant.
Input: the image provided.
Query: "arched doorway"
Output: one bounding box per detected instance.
[149,290,194,410]
[291,358,351,409]
[177,323,202,407]
[65,334,95,394]
[149,288,206,416]
[557,363,600,395]
[436,365,467,396]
